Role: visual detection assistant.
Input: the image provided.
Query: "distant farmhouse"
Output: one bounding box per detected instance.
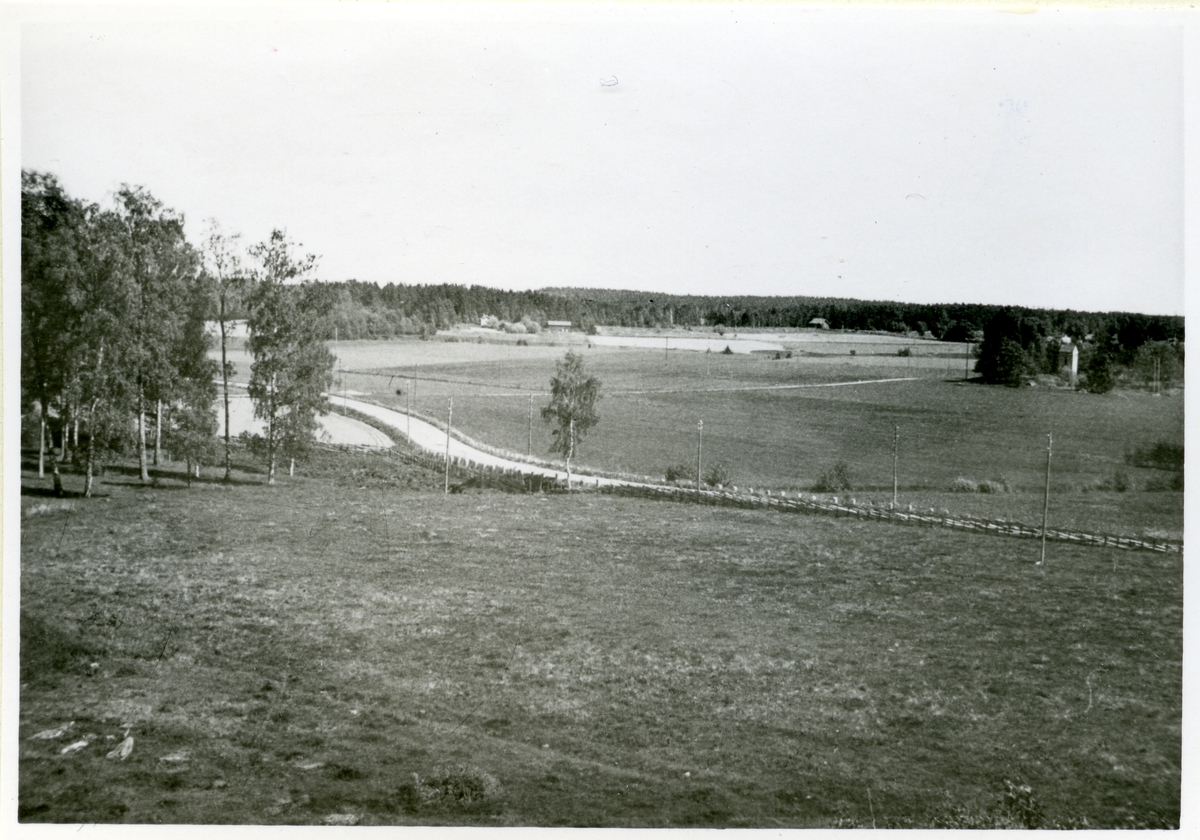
[546,320,572,331]
[808,318,830,329]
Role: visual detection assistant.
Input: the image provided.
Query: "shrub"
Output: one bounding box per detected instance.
[949,477,978,493]
[897,347,911,357]
[502,321,527,334]
[722,345,733,355]
[665,463,693,483]
[1126,440,1184,471]
[1000,780,1043,829]
[521,317,541,334]
[402,765,502,809]
[1084,353,1115,393]
[977,478,1011,494]
[1145,472,1184,492]
[703,462,731,487]
[812,461,853,493]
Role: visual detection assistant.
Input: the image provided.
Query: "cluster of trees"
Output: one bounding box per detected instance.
[975,308,1184,391]
[22,171,334,495]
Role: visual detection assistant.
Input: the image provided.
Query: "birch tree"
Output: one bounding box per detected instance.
[246,230,334,485]
[21,171,89,494]
[110,186,196,483]
[201,220,249,481]
[541,351,601,488]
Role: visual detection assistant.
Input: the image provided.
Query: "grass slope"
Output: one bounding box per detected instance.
[20,459,1180,827]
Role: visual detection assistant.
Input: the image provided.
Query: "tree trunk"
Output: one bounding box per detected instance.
[220,299,233,482]
[41,401,63,496]
[154,399,162,465]
[186,457,193,487]
[566,418,574,490]
[84,427,95,498]
[266,400,276,485]
[138,390,150,483]
[62,403,71,464]
[38,410,46,478]
[289,457,295,477]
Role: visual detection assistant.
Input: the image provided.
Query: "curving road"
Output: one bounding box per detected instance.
[328,395,622,487]
[218,392,395,449]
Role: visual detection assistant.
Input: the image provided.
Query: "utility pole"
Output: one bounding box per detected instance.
[665,336,669,365]
[1040,432,1052,566]
[406,380,412,446]
[892,424,899,508]
[444,397,453,495]
[528,394,533,456]
[696,419,704,499]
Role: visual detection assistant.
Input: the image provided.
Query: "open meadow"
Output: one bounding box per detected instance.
[19,455,1182,827]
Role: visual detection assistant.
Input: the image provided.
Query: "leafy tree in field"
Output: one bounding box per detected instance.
[541,351,600,487]
[21,171,90,493]
[1131,340,1184,389]
[976,310,1037,386]
[110,185,198,483]
[985,338,1034,387]
[166,386,219,484]
[245,230,335,485]
[165,265,219,482]
[72,206,142,496]
[201,220,249,481]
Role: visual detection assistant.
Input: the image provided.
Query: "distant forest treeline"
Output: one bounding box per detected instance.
[273,280,1183,363]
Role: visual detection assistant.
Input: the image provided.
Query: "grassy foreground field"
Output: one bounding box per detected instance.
[20,457,1180,827]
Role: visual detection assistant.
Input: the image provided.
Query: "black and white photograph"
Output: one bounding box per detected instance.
[3,0,1193,832]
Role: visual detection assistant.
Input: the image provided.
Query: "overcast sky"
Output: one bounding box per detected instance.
[14,2,1187,315]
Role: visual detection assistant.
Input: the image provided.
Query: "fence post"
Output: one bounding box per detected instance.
[444,397,453,495]
[1039,432,1052,565]
[892,424,899,508]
